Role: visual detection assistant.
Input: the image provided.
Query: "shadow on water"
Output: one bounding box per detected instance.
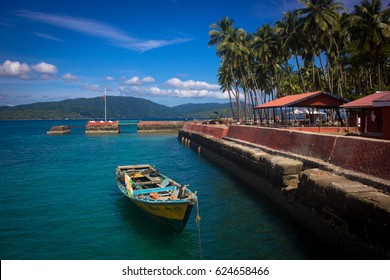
[208,165,348,260]
[113,193,199,260]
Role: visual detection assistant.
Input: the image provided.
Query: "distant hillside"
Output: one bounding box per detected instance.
[0,96,232,120]
[173,103,231,119]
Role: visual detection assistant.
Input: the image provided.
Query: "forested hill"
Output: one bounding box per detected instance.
[0,96,231,120]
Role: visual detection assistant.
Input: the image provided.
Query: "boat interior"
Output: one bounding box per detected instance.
[117,165,190,200]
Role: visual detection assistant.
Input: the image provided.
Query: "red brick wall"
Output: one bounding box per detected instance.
[183,124,390,180]
[330,137,390,179]
[182,123,228,139]
[227,126,337,161]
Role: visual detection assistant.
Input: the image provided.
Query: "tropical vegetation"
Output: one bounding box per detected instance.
[0,96,232,120]
[209,0,390,122]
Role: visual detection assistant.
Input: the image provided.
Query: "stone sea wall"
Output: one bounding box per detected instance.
[226,125,390,181]
[85,124,119,134]
[179,125,390,259]
[137,121,184,133]
[47,125,71,135]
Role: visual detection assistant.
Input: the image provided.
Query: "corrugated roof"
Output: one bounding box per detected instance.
[341,91,390,108]
[254,91,347,109]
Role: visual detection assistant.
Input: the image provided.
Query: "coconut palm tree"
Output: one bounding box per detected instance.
[252,24,280,98]
[208,16,235,49]
[298,0,346,94]
[347,0,390,91]
[217,64,236,119]
[217,27,251,121]
[209,17,244,120]
[275,10,307,92]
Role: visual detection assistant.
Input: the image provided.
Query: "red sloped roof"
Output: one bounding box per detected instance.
[374,92,390,102]
[341,91,390,108]
[254,91,348,109]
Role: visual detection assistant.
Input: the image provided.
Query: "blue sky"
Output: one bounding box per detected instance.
[0,0,373,107]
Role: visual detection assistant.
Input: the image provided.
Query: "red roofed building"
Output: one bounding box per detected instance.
[254,91,349,125]
[255,91,348,109]
[341,91,390,140]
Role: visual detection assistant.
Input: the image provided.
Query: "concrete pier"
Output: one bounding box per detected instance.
[179,124,390,258]
[47,125,71,135]
[137,121,184,133]
[85,121,119,134]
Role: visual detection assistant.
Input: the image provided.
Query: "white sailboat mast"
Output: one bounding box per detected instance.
[104,87,107,122]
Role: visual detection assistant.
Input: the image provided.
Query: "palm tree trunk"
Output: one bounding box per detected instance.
[318,51,330,90]
[227,88,235,119]
[377,60,382,91]
[312,55,316,89]
[230,65,242,121]
[295,53,306,92]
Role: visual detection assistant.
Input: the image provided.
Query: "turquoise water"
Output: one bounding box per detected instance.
[0,120,331,260]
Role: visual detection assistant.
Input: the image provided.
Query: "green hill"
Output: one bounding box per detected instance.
[0,96,232,120]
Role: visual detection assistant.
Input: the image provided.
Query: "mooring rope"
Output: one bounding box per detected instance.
[195,198,203,260]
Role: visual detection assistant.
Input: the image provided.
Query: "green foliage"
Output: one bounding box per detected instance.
[0,96,232,120]
[209,0,390,122]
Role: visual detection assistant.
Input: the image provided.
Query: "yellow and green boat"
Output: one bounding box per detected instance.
[115,164,197,232]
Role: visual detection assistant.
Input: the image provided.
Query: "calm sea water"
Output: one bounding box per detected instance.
[0,120,331,260]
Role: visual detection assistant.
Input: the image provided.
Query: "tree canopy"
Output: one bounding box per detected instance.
[209,0,390,122]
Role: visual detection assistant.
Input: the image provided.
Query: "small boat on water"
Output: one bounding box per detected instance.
[115,164,198,232]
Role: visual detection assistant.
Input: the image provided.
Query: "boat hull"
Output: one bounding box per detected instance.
[131,197,194,232]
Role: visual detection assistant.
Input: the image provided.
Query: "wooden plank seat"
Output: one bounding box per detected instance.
[133,186,175,195]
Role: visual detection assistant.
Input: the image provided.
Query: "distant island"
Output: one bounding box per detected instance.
[0,96,231,120]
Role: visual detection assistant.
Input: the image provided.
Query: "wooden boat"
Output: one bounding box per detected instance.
[115,164,197,232]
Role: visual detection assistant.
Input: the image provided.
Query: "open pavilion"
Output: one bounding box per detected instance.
[254,91,350,126]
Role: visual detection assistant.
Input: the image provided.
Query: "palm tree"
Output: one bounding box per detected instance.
[347,0,390,91]
[217,64,236,119]
[275,10,307,92]
[252,24,280,98]
[208,16,235,49]
[217,27,251,121]
[209,17,244,120]
[298,0,346,95]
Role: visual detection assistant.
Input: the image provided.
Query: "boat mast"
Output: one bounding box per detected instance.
[104,87,107,122]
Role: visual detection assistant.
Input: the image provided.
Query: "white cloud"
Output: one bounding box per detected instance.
[165,78,220,90]
[40,74,55,80]
[33,32,62,42]
[125,76,156,85]
[16,10,193,52]
[62,73,79,82]
[0,60,30,77]
[118,76,227,100]
[106,76,114,81]
[82,84,102,92]
[147,87,228,99]
[118,85,228,100]
[33,62,58,74]
[142,76,155,83]
[125,76,141,85]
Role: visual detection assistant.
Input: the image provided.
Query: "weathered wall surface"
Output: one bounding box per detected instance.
[179,126,390,259]
[85,124,119,134]
[224,125,390,181]
[137,121,184,132]
[182,123,228,139]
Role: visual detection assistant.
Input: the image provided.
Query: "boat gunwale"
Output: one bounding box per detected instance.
[116,179,196,205]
